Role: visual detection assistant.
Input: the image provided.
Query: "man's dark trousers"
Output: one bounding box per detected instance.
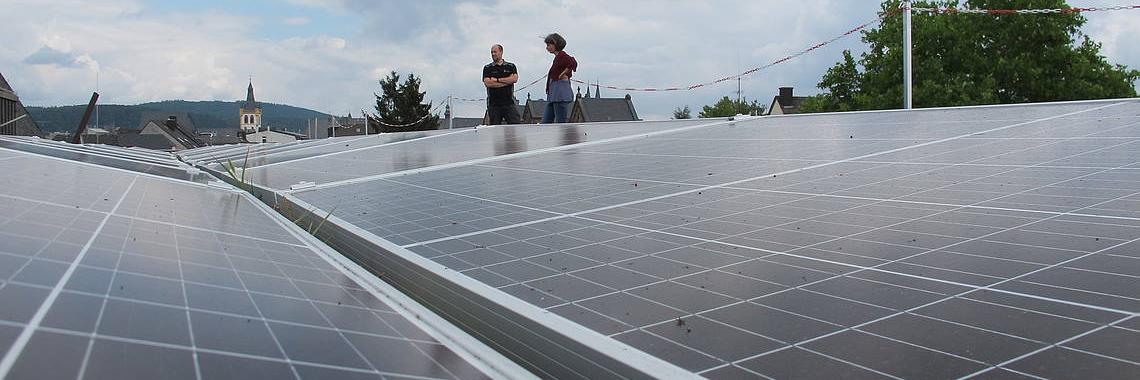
[488,105,520,125]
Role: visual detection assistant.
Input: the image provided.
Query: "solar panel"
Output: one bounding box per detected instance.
[267,99,1140,378]
[182,132,444,168]
[189,119,722,190]
[0,136,212,183]
[0,150,529,379]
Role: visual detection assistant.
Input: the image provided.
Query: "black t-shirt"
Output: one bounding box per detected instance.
[483,61,517,107]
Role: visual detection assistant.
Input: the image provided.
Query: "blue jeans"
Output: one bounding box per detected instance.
[542,101,571,124]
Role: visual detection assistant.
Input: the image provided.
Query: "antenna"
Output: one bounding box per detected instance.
[735,50,742,105]
[95,70,100,130]
[736,77,741,104]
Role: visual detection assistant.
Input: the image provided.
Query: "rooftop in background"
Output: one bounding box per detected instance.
[571,94,640,122]
[137,111,198,132]
[514,90,640,125]
[0,72,44,137]
[768,86,809,115]
[449,117,484,129]
[137,116,206,151]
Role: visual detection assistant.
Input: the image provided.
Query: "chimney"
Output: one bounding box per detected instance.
[778,87,793,105]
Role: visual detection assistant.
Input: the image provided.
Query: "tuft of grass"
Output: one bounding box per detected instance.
[217,148,336,237]
[222,147,253,192]
[289,204,337,235]
[309,206,337,235]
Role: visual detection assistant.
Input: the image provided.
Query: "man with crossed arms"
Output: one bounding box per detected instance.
[483,44,521,125]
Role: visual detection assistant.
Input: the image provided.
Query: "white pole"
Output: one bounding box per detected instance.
[903,0,913,109]
[448,95,454,130]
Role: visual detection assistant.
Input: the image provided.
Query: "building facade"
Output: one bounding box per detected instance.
[0,72,43,137]
[569,86,639,123]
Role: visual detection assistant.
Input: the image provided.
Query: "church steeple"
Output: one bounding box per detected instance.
[239,79,263,134]
[243,80,258,110]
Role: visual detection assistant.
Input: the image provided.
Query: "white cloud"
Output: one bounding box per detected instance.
[1084,10,1140,66]
[281,0,346,9]
[283,35,347,50]
[22,44,97,69]
[2,2,250,105]
[283,16,312,26]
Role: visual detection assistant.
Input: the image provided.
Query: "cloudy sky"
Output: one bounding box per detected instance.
[3,0,1139,120]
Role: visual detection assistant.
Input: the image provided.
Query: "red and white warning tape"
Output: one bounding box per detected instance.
[570,10,897,93]
[365,99,449,128]
[451,10,889,98]
[910,5,1140,14]
[571,4,1139,93]
[448,4,1139,99]
[370,112,435,128]
[451,74,548,103]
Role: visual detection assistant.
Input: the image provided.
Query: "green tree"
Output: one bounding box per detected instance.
[367,71,439,132]
[801,50,862,113]
[698,97,766,118]
[672,105,692,119]
[805,0,1138,113]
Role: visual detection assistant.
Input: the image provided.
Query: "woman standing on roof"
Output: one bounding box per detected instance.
[542,33,576,124]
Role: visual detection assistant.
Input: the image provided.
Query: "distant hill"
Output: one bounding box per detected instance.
[26,100,334,134]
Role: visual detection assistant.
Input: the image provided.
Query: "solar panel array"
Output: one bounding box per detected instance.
[6,98,1140,379]
[0,138,527,380]
[186,100,1140,379]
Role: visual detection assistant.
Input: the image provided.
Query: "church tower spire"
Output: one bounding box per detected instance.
[245,80,257,109]
[240,79,262,134]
